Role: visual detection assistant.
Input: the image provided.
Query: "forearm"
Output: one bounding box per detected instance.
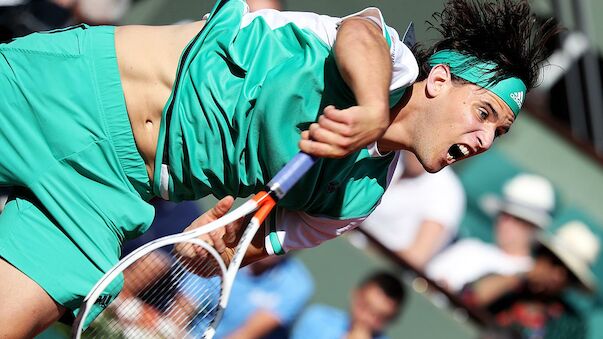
[397,220,447,269]
[462,274,524,307]
[334,18,392,115]
[299,18,393,157]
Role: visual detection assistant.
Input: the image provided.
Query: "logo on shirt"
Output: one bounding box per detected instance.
[510,91,524,108]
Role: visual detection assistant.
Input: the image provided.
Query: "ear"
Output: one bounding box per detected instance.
[425,64,452,98]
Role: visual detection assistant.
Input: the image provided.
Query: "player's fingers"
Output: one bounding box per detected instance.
[318,114,352,137]
[322,105,351,124]
[176,241,204,260]
[300,130,310,140]
[299,138,345,158]
[192,196,235,226]
[209,230,226,254]
[310,122,357,151]
[223,222,238,245]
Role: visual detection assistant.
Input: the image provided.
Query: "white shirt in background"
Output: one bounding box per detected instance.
[425,238,533,292]
[362,163,465,253]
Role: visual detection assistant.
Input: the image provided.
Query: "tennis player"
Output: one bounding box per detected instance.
[0,0,557,336]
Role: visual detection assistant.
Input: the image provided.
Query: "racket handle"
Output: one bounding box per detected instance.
[267,152,317,199]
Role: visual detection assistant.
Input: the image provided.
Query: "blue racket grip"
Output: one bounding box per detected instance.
[267,152,317,199]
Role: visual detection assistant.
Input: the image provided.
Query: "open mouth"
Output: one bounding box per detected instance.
[447,144,471,162]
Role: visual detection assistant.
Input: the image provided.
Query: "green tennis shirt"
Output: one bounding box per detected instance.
[153,0,419,219]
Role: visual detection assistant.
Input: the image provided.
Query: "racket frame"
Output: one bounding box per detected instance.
[73,153,315,338]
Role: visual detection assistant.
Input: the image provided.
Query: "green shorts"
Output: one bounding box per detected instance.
[0,25,155,313]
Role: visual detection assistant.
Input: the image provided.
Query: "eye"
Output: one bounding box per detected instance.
[478,108,489,120]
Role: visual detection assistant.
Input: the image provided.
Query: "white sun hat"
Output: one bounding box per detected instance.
[479,173,556,229]
[537,220,600,292]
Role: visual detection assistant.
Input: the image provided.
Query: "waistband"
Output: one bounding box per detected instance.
[88,25,153,201]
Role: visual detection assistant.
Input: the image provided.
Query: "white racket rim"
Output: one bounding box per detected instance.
[72,199,259,338]
[202,215,263,338]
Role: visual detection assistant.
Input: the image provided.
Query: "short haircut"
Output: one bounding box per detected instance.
[360,271,406,305]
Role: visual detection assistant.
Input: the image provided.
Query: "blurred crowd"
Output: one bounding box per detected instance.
[2,0,603,339]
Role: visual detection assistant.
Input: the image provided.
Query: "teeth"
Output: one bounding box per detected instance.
[447,153,454,161]
[459,144,469,156]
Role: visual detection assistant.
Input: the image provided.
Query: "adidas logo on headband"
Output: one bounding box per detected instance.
[510,91,524,108]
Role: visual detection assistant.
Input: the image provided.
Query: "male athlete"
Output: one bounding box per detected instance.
[0,0,557,336]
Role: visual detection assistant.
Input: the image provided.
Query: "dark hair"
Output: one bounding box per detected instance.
[533,244,581,287]
[360,271,406,305]
[414,0,560,91]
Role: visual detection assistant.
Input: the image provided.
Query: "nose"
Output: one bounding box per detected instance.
[476,128,496,151]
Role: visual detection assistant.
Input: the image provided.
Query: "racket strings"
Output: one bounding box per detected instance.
[83,244,225,338]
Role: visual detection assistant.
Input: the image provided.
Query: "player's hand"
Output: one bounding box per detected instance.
[174,196,246,275]
[299,104,389,158]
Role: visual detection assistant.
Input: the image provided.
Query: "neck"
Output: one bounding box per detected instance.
[377,81,424,153]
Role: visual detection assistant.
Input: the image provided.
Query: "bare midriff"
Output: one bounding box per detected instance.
[114,20,206,184]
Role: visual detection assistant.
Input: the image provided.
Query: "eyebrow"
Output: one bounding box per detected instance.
[484,101,500,120]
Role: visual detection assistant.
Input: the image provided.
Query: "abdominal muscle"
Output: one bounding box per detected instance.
[114,20,206,184]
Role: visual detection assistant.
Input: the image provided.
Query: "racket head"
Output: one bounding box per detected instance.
[74,238,227,339]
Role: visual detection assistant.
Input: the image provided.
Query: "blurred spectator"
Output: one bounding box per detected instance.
[463,220,600,339]
[360,151,466,268]
[0,0,129,42]
[184,255,314,338]
[291,271,405,339]
[426,173,556,292]
[246,0,282,11]
[75,0,130,24]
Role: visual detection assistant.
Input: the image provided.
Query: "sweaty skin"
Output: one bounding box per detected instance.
[115,20,207,182]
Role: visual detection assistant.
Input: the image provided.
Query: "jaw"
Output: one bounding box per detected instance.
[415,151,446,173]
[416,142,475,173]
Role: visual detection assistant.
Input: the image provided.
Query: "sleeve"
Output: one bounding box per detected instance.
[264,206,367,255]
[247,7,418,101]
[339,7,419,102]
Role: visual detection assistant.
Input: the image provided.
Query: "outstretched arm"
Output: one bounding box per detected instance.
[300,17,392,158]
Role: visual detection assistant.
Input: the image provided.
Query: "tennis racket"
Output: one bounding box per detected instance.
[72,152,316,338]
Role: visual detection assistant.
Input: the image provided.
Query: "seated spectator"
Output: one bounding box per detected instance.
[246,0,282,11]
[183,255,314,339]
[291,271,405,339]
[426,173,556,292]
[462,220,600,339]
[360,151,466,268]
[0,0,130,42]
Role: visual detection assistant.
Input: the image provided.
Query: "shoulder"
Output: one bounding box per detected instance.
[242,8,340,46]
[341,8,419,91]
